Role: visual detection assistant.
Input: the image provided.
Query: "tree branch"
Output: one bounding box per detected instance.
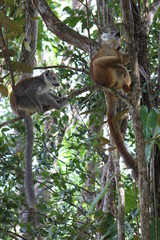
[0,85,131,128]
[120,1,150,239]
[146,0,160,31]
[0,116,22,128]
[34,65,89,74]
[32,0,99,53]
[0,228,27,240]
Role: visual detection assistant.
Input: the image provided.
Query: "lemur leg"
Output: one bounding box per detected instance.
[26,90,43,114]
[93,49,123,68]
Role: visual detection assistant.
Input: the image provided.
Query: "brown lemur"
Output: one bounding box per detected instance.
[90,31,138,178]
[10,70,68,209]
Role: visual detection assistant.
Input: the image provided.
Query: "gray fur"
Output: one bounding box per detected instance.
[21,111,36,209]
[11,71,68,209]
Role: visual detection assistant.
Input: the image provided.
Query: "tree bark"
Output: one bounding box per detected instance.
[20,0,38,78]
[19,0,40,237]
[33,0,99,53]
[113,151,125,240]
[120,1,150,239]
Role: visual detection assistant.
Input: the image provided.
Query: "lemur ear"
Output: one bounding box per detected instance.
[45,70,50,76]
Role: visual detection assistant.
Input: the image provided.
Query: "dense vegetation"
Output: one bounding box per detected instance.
[0,0,159,239]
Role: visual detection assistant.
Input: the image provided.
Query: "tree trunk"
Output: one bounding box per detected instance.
[19,0,39,238]
[120,1,150,239]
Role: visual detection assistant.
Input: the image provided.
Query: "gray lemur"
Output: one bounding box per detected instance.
[10,70,68,209]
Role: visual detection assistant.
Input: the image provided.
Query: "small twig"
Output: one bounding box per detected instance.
[96,0,102,39]
[65,85,100,101]
[0,72,10,80]
[85,0,92,59]
[0,116,22,128]
[0,228,27,240]
[134,181,140,239]
[78,0,101,32]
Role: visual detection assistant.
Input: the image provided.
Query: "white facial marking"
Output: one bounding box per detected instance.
[101,32,121,49]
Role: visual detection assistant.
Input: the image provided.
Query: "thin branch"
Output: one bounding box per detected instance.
[0,64,89,75]
[146,0,160,31]
[0,116,22,128]
[134,181,140,238]
[85,0,92,59]
[0,228,27,240]
[96,0,102,43]
[78,0,101,33]
[34,65,89,74]
[0,85,131,128]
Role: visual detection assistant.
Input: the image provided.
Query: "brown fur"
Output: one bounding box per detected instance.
[90,42,138,178]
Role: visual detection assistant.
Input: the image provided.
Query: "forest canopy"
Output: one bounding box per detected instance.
[0,0,160,239]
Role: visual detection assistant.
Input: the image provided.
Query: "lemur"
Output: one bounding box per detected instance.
[90,32,138,178]
[10,70,68,209]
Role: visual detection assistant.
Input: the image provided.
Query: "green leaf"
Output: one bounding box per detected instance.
[0,0,14,7]
[131,208,139,218]
[0,49,15,58]
[24,41,31,52]
[125,188,136,212]
[87,178,112,215]
[80,109,95,115]
[0,11,23,35]
[98,136,110,145]
[145,142,154,164]
[95,213,117,238]
[11,61,33,73]
[63,6,72,13]
[140,105,148,132]
[158,114,160,126]
[113,108,129,122]
[0,84,8,97]
[64,16,81,28]
[15,5,23,18]
[48,225,54,239]
[150,217,160,239]
[141,106,160,139]
[32,16,41,20]
[147,108,158,130]
[153,124,160,139]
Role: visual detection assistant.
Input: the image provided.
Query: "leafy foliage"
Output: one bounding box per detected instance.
[141,105,160,163]
[0,0,159,239]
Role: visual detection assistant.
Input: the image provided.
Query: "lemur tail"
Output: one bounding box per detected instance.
[106,92,138,179]
[22,111,36,209]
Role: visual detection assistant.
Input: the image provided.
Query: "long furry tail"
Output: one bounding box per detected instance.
[22,111,36,209]
[106,92,138,178]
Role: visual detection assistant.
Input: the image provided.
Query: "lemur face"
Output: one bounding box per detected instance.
[101,31,121,49]
[44,70,59,87]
